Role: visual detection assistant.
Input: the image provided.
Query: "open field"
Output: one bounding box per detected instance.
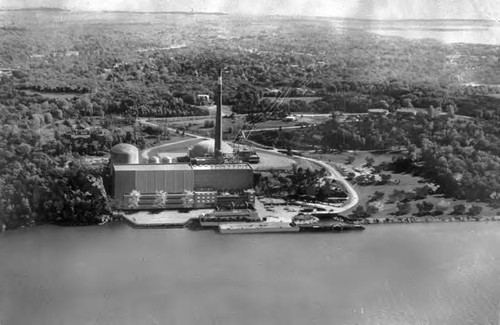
[167,114,330,141]
[305,151,499,217]
[261,96,323,104]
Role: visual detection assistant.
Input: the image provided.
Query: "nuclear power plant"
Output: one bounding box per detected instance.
[110,69,256,210]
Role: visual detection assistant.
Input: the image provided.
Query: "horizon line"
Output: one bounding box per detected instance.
[0,6,497,22]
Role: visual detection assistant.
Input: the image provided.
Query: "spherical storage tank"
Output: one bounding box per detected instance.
[189,139,233,158]
[110,143,139,164]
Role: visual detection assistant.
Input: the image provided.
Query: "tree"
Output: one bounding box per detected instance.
[351,205,369,218]
[44,112,53,124]
[379,173,392,184]
[416,201,434,216]
[396,201,412,215]
[467,205,483,216]
[452,204,466,215]
[127,190,140,209]
[154,190,167,208]
[414,186,430,200]
[370,191,385,202]
[402,98,413,108]
[53,109,63,120]
[366,200,384,215]
[182,190,194,208]
[447,104,455,118]
[427,105,436,118]
[365,156,375,167]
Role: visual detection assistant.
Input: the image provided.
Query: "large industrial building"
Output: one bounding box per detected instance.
[111,70,256,211]
[111,143,255,210]
[112,162,254,211]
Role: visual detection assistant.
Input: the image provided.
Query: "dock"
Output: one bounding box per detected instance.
[219,221,300,234]
[119,209,213,228]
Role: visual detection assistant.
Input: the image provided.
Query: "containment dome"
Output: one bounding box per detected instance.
[189,139,233,158]
[110,143,139,164]
[148,156,160,164]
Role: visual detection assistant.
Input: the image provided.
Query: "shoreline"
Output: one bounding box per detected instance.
[3,214,500,233]
[359,215,500,225]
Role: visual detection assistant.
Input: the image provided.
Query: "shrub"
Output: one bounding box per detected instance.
[396,201,412,215]
[467,205,483,216]
[351,205,370,218]
[366,200,384,215]
[452,204,467,215]
[416,201,434,216]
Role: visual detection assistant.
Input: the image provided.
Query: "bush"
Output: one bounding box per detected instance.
[369,191,385,202]
[452,204,467,215]
[414,186,431,200]
[366,200,384,215]
[396,201,412,215]
[416,201,434,216]
[143,125,162,135]
[351,205,370,218]
[467,205,483,216]
[203,120,215,128]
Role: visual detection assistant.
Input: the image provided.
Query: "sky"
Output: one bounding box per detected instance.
[0,0,500,20]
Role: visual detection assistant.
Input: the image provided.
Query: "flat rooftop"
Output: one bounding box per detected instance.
[113,163,193,172]
[192,163,252,170]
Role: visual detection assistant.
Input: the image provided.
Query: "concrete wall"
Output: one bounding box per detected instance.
[193,168,253,191]
[135,169,194,194]
[113,168,194,199]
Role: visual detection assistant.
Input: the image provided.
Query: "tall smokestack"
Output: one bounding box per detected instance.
[215,67,222,157]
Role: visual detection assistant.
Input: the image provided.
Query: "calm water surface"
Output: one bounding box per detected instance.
[1,222,500,325]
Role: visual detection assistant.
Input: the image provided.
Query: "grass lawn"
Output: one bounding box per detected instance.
[262,96,323,104]
[305,150,499,218]
[168,114,330,141]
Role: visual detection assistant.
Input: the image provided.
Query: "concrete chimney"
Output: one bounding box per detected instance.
[215,68,222,157]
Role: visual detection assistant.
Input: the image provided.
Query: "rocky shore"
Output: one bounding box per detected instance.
[359,215,500,225]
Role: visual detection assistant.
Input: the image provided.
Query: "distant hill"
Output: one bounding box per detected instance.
[102,10,228,16]
[1,7,70,12]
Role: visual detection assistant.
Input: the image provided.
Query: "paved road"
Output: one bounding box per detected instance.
[138,118,204,162]
[299,156,359,214]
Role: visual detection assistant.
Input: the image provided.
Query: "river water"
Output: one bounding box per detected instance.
[1,222,500,325]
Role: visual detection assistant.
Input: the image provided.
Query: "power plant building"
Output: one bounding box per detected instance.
[110,69,257,211]
[111,147,255,210]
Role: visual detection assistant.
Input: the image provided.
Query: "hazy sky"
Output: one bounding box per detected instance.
[1,0,499,20]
